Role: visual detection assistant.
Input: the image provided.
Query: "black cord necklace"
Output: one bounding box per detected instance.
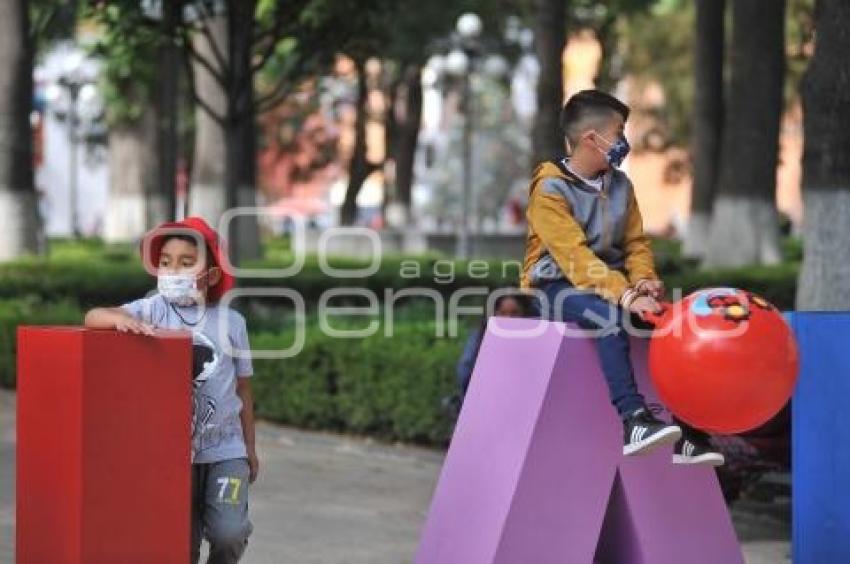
[170,301,209,327]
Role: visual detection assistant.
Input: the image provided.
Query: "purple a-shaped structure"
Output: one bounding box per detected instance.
[415,318,743,564]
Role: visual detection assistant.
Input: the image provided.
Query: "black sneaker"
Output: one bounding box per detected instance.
[622,407,682,456]
[673,435,725,466]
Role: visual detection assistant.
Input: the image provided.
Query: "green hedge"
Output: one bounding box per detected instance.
[0,253,520,310]
[667,262,799,310]
[0,298,85,387]
[0,258,154,308]
[0,242,801,312]
[250,320,464,445]
[0,296,465,445]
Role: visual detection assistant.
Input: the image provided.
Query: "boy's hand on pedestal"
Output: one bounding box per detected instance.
[115,317,155,336]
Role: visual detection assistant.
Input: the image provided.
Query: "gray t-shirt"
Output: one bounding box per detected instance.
[121,293,254,464]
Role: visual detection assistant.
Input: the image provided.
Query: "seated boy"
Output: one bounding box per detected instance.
[521,90,723,466]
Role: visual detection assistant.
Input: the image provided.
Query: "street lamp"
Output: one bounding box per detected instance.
[444,49,469,75]
[49,51,99,238]
[426,13,514,255]
[448,12,482,259]
[456,13,483,40]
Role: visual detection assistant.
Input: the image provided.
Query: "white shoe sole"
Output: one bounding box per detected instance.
[623,425,682,456]
[672,453,726,466]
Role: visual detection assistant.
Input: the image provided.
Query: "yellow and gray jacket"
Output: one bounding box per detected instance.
[520,158,658,304]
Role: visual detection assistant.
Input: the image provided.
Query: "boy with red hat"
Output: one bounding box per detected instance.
[85,217,256,564]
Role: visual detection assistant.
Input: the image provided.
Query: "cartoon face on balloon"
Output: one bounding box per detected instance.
[689,287,775,324]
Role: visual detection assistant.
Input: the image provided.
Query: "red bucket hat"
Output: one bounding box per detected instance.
[140,216,234,303]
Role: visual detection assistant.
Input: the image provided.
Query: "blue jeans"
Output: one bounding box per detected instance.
[531,279,645,417]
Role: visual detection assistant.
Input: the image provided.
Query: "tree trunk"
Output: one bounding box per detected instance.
[189,4,260,266]
[224,0,261,265]
[796,0,850,310]
[381,73,401,222]
[683,0,725,259]
[0,0,41,260]
[391,63,423,219]
[593,17,619,94]
[704,0,785,268]
[104,109,158,243]
[189,14,228,225]
[531,0,566,164]
[152,0,183,226]
[340,57,379,226]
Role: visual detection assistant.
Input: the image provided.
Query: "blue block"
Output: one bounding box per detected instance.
[790,312,850,564]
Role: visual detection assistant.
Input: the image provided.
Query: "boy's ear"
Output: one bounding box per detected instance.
[207,266,222,287]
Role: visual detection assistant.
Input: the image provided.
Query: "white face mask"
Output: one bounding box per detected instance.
[157,272,204,306]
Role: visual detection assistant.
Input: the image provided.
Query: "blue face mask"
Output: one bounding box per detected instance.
[595,132,631,168]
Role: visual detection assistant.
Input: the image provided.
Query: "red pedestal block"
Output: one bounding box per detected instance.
[16,327,192,564]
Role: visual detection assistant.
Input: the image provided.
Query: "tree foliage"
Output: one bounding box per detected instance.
[87,2,163,125]
[618,0,814,149]
[31,0,77,55]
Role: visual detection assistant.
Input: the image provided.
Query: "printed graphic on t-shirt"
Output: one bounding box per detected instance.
[190,331,236,456]
[192,332,221,388]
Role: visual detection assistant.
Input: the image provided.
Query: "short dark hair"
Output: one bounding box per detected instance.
[559,90,630,147]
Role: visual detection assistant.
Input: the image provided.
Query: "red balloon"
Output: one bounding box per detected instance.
[647,287,798,434]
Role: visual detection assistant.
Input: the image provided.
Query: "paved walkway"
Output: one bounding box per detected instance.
[0,390,789,563]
